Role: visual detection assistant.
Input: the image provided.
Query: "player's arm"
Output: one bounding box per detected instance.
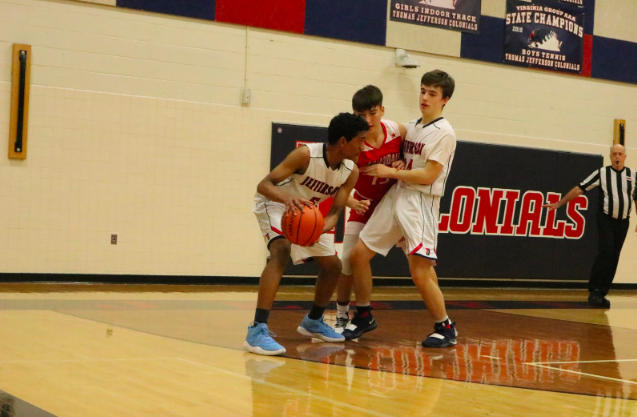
[364,159,443,185]
[257,146,312,212]
[398,123,407,140]
[362,131,451,184]
[392,160,405,170]
[391,123,408,170]
[323,166,360,233]
[347,195,370,215]
[542,186,584,211]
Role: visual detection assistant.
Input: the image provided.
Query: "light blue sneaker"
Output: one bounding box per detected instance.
[297,314,345,342]
[243,322,286,356]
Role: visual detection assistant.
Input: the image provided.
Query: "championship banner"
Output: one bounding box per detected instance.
[270,123,602,281]
[390,0,481,34]
[504,0,585,74]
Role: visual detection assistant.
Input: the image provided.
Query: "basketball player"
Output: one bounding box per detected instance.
[245,112,369,356]
[334,85,407,331]
[343,70,458,348]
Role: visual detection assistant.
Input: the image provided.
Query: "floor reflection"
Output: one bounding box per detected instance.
[1,289,634,404]
[272,310,637,399]
[243,352,448,417]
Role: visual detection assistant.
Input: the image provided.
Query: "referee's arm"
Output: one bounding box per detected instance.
[544,169,600,211]
[542,186,584,211]
[634,190,637,232]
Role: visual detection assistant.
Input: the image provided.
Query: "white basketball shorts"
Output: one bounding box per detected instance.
[253,195,336,265]
[359,184,440,261]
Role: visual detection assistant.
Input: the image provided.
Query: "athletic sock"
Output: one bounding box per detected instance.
[356,305,372,317]
[336,301,350,317]
[435,316,451,326]
[254,308,270,324]
[308,303,326,320]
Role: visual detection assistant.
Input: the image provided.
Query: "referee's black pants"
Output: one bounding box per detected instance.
[588,213,630,296]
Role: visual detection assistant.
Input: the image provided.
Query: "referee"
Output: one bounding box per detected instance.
[544,144,636,307]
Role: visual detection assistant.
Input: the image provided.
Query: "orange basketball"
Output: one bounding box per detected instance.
[281,204,325,246]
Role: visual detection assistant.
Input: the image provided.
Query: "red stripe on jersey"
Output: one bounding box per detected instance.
[409,243,423,255]
[271,226,283,234]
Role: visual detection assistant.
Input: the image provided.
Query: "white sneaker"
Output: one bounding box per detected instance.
[334,314,349,334]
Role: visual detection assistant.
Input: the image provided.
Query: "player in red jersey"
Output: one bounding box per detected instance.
[334,85,406,332]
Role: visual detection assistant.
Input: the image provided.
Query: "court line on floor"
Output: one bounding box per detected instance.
[0,357,179,364]
[526,363,637,386]
[531,359,637,364]
[177,357,400,417]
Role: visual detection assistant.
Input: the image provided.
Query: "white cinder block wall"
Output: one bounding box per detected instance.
[0,0,635,281]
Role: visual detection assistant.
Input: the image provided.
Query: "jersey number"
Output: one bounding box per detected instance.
[371,177,390,186]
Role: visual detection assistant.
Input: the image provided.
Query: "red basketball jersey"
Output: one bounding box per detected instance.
[349,120,402,223]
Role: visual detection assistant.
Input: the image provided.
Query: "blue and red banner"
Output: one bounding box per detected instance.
[504,0,585,74]
[390,0,481,34]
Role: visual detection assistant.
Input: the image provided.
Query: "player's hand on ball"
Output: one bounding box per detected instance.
[352,199,370,215]
[283,197,314,213]
[282,204,324,246]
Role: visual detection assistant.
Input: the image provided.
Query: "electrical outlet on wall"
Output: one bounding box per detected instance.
[111,234,117,245]
[240,88,251,105]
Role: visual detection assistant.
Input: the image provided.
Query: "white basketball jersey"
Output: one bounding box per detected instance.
[401,117,456,196]
[260,143,355,204]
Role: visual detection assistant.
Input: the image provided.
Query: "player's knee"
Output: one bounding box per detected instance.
[409,257,437,280]
[318,256,342,278]
[350,240,374,267]
[268,238,291,264]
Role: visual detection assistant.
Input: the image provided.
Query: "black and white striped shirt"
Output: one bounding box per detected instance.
[579,166,637,220]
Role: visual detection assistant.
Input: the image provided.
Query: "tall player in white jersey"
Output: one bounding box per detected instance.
[334,85,406,331]
[245,113,368,356]
[343,70,458,348]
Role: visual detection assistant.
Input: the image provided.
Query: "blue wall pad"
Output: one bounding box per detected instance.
[305,0,387,46]
[591,36,637,84]
[460,16,504,64]
[117,0,216,21]
[583,0,595,35]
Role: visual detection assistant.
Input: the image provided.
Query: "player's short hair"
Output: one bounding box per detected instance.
[421,70,455,99]
[352,85,383,112]
[328,113,369,145]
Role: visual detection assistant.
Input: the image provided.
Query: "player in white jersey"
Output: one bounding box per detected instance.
[342,70,459,348]
[245,113,368,356]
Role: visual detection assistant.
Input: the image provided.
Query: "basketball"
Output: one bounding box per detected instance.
[281,204,324,246]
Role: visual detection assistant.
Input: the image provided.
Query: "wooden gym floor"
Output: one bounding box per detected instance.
[0,284,636,416]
